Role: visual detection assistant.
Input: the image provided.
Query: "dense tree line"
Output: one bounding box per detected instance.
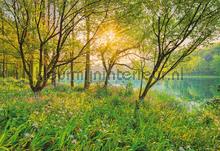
[0,0,220,101]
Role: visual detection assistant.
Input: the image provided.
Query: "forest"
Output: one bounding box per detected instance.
[0,0,220,150]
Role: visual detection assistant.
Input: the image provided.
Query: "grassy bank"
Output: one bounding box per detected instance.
[0,78,220,150]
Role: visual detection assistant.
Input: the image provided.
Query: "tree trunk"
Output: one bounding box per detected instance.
[139,86,151,101]
[15,63,18,80]
[30,56,34,80]
[2,53,5,78]
[139,63,160,101]
[84,52,90,89]
[52,68,56,87]
[70,15,75,88]
[84,15,91,89]
[104,71,111,88]
[22,63,26,79]
[139,74,154,101]
[58,67,61,82]
[139,66,144,98]
[31,79,48,99]
[5,59,7,78]
[32,88,42,100]
[70,60,74,87]
[1,10,5,78]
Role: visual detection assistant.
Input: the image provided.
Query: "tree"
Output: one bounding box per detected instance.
[2,0,109,95]
[211,56,220,75]
[84,15,91,89]
[0,7,22,79]
[121,0,220,101]
[0,8,6,78]
[95,22,137,87]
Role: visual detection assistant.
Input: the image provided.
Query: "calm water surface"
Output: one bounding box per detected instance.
[62,76,220,102]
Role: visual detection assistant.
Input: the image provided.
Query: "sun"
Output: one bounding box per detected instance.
[96,29,117,46]
[94,22,121,47]
[94,21,133,49]
[104,30,116,42]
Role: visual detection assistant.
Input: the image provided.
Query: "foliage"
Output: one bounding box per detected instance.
[117,0,220,99]
[0,0,109,92]
[180,46,220,75]
[211,55,220,75]
[124,81,134,97]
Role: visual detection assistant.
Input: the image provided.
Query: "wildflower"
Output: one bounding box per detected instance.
[71,139,77,144]
[179,147,185,151]
[24,133,30,137]
[34,111,39,115]
[102,129,107,133]
[32,122,39,128]
[24,133,34,138]
[69,135,74,139]
[186,146,191,149]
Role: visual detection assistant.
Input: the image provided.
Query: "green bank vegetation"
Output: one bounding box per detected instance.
[0,78,220,150]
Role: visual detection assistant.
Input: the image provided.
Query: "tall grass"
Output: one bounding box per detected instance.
[0,78,219,150]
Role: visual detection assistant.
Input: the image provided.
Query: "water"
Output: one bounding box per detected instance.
[110,76,220,101]
[61,76,220,102]
[153,77,220,102]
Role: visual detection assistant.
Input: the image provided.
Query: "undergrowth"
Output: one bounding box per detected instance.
[0,78,220,150]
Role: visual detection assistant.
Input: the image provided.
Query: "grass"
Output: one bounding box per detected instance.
[0,78,220,150]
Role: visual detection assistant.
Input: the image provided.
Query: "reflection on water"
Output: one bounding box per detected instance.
[104,76,220,101]
[62,76,220,102]
[153,77,220,102]
[108,76,220,101]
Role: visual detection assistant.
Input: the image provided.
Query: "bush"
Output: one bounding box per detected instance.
[95,87,110,98]
[124,82,133,96]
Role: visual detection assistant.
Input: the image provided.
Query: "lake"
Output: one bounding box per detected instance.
[61,76,220,102]
[153,76,220,102]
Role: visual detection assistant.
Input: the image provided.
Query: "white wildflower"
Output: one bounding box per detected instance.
[69,135,74,139]
[71,139,77,144]
[179,147,185,151]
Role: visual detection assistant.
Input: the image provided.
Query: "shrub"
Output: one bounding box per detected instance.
[124,82,133,97]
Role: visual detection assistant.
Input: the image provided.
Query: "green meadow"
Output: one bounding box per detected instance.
[0,78,219,150]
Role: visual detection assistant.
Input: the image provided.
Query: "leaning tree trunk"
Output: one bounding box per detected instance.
[22,63,26,79]
[139,64,144,98]
[139,72,155,101]
[139,62,160,101]
[139,85,151,101]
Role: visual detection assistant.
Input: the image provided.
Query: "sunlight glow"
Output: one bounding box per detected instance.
[96,29,117,46]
